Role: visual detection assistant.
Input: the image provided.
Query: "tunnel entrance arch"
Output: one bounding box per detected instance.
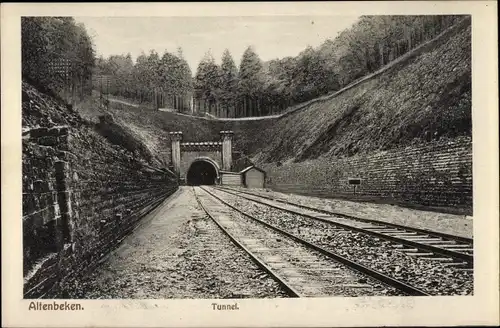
[169,131,234,184]
[186,158,220,186]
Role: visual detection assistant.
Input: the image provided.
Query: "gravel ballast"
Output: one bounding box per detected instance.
[209,187,473,296]
[225,187,473,239]
[195,187,404,297]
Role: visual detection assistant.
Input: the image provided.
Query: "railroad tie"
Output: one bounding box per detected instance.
[297,268,341,272]
[339,284,374,289]
[421,240,458,245]
[442,248,473,252]
[367,229,401,233]
[281,272,343,279]
[399,248,419,252]
[442,262,468,267]
[386,232,418,236]
[419,257,454,262]
[390,244,406,248]
[440,244,472,248]
[402,238,443,242]
[404,252,434,256]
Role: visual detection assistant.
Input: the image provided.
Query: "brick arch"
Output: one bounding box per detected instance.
[179,150,222,181]
[189,157,220,176]
[186,157,221,185]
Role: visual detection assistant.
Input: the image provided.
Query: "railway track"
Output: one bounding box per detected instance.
[195,186,429,297]
[215,186,473,269]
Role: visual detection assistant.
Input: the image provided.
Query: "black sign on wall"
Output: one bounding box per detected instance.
[348,178,362,194]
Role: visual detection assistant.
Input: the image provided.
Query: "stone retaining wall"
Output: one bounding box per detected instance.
[22,126,178,298]
[264,137,472,212]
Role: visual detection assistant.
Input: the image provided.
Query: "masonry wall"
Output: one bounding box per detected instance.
[23,126,178,298]
[22,127,68,276]
[262,137,472,212]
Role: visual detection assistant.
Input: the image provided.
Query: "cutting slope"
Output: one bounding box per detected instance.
[107,18,471,166]
[232,18,472,213]
[248,18,471,164]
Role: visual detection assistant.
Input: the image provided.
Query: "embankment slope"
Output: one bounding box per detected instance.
[249,19,472,213]
[247,18,471,163]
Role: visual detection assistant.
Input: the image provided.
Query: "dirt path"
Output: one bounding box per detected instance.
[64,187,287,299]
[108,97,139,108]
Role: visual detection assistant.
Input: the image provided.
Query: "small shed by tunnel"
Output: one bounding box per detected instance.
[241,166,266,189]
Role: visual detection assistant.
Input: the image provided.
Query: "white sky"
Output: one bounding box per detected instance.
[75,16,359,72]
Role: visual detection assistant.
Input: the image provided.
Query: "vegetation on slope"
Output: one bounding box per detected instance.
[247,18,471,164]
[105,102,224,166]
[94,50,193,111]
[22,17,95,104]
[24,15,470,172]
[94,15,465,118]
[22,81,157,167]
[105,17,471,169]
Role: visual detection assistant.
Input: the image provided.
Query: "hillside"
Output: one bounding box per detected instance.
[22,81,158,167]
[108,18,471,168]
[104,99,279,167]
[105,102,224,165]
[248,18,471,164]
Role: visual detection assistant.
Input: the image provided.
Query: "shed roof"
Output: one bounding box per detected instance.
[239,165,266,174]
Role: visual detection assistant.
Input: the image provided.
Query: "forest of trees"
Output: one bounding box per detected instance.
[94,48,193,111]
[190,15,466,118]
[22,15,466,117]
[21,17,95,103]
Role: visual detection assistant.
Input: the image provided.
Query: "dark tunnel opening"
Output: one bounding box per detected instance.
[186,160,217,185]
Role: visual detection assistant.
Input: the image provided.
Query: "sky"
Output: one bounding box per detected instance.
[75,16,359,72]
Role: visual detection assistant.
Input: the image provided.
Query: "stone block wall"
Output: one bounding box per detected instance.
[22,126,178,298]
[22,128,62,275]
[263,137,472,211]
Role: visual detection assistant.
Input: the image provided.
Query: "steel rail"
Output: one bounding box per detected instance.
[215,186,473,267]
[201,186,429,296]
[193,187,302,298]
[218,186,473,244]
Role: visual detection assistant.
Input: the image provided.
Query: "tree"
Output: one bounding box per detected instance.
[84,14,465,115]
[264,57,296,113]
[91,48,194,109]
[219,49,239,117]
[194,51,221,115]
[146,50,161,89]
[238,46,264,116]
[133,52,149,102]
[174,47,194,112]
[160,51,179,95]
[22,17,96,102]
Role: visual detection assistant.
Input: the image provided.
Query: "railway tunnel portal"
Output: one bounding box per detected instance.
[169,131,233,185]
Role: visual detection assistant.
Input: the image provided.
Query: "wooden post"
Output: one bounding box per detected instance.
[105,78,109,107]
